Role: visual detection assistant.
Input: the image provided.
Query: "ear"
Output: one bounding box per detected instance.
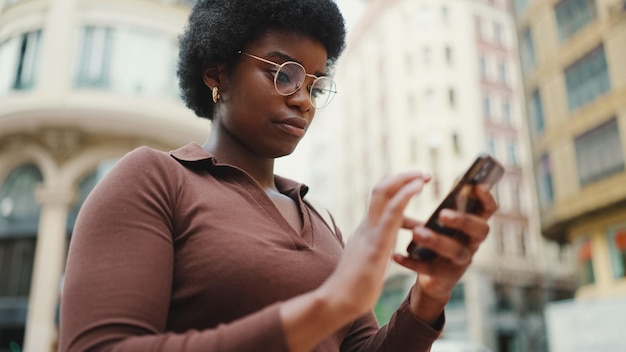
[202,64,225,89]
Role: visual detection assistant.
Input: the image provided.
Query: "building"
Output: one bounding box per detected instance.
[298,0,577,350]
[0,0,208,351]
[513,0,626,350]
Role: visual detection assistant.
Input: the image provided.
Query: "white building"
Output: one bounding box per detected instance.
[0,0,207,351]
[291,0,578,350]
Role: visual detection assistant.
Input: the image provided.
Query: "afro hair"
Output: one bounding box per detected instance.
[177,0,347,119]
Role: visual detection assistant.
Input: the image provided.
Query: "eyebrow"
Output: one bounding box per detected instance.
[265,50,327,77]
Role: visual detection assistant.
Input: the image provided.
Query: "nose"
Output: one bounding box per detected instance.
[286,81,314,112]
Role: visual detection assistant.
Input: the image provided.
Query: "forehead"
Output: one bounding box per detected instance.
[243,29,328,73]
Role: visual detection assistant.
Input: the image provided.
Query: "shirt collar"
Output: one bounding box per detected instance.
[169,142,309,198]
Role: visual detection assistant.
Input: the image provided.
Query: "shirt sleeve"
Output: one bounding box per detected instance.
[59,147,289,352]
[340,297,443,352]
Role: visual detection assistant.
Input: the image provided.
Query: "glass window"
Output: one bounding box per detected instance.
[0,30,42,96]
[506,139,518,166]
[574,118,624,186]
[555,0,597,41]
[483,95,491,119]
[536,154,554,206]
[521,28,536,71]
[502,99,511,124]
[608,225,626,279]
[479,55,487,78]
[565,45,611,110]
[530,89,544,133]
[75,26,179,98]
[498,60,507,83]
[515,0,529,14]
[577,238,595,285]
[0,164,42,346]
[445,46,452,65]
[446,283,465,309]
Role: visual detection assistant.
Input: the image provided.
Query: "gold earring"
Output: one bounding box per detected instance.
[212,86,220,103]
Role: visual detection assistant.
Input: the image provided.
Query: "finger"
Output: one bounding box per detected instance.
[410,227,473,266]
[475,184,498,217]
[438,209,490,244]
[402,216,424,230]
[376,178,427,233]
[368,172,430,220]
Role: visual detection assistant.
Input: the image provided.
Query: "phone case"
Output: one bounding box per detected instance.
[406,154,505,261]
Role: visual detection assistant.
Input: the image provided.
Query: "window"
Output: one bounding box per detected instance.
[494,22,503,44]
[494,284,513,311]
[555,0,597,41]
[506,139,518,166]
[448,88,455,108]
[479,55,487,78]
[0,164,42,348]
[421,47,432,66]
[530,89,545,133]
[502,99,512,124]
[0,30,42,95]
[574,118,624,186]
[452,133,461,154]
[75,27,113,88]
[515,0,530,14]
[577,238,595,285]
[483,95,491,119]
[498,60,507,83]
[75,26,179,98]
[608,225,626,279]
[441,5,449,24]
[445,46,453,65]
[446,283,465,309]
[565,45,611,110]
[536,154,554,206]
[487,135,496,156]
[521,28,536,71]
[423,89,434,112]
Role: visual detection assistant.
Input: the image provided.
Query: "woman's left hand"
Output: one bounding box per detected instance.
[392,184,498,323]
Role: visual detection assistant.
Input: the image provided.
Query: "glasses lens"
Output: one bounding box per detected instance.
[310,77,336,108]
[274,63,305,95]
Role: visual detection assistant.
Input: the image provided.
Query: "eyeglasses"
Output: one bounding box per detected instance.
[239,51,337,109]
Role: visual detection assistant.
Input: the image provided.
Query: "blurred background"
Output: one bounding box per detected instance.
[0,0,624,351]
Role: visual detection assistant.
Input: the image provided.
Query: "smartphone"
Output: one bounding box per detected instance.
[406,154,505,261]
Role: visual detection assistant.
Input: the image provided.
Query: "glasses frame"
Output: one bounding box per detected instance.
[238,51,336,108]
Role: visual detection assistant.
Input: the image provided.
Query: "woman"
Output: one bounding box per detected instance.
[59,0,497,351]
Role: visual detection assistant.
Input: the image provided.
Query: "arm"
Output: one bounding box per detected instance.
[60,148,289,352]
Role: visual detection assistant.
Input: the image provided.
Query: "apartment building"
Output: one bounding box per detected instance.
[513,0,626,350]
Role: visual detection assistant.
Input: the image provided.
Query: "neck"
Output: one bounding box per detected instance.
[202,133,277,190]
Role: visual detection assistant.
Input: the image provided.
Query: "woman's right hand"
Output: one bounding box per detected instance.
[280,172,430,352]
[320,171,431,317]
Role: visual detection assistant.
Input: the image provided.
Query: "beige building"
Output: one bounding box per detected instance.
[513,0,626,349]
[0,0,208,351]
[514,0,626,299]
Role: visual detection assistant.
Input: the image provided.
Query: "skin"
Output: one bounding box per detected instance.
[202,29,497,352]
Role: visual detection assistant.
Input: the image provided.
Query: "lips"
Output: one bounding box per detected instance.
[274,117,308,137]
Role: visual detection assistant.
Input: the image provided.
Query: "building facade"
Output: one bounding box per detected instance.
[0,0,207,351]
[514,0,626,350]
[299,0,577,351]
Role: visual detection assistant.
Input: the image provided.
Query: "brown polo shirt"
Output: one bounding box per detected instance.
[59,143,440,351]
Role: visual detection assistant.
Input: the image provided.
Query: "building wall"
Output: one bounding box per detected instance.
[0,1,207,351]
[515,0,626,301]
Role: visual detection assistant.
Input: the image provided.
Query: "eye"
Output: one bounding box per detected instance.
[309,86,325,98]
[275,70,292,84]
